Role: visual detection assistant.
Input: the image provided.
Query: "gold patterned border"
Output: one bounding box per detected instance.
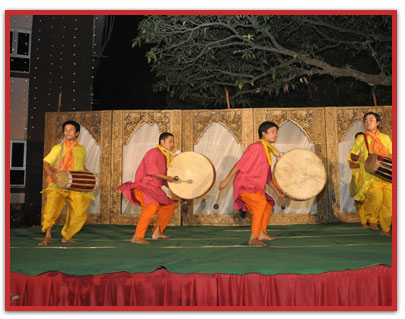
[255,108,315,143]
[192,110,242,145]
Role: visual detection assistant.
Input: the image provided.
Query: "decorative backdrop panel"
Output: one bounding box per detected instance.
[43,106,392,226]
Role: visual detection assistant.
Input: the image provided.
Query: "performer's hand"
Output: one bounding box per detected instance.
[167,176,177,183]
[50,172,57,184]
[277,191,286,199]
[219,180,228,191]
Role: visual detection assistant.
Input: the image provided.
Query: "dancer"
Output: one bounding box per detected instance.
[219,121,285,246]
[117,132,177,244]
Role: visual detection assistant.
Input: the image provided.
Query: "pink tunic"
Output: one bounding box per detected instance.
[117,148,176,206]
[233,141,275,210]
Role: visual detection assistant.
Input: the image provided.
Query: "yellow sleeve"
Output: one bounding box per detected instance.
[43,144,62,168]
[382,134,392,155]
[348,135,364,162]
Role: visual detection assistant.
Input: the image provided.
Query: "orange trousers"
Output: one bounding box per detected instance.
[134,190,175,238]
[238,191,273,238]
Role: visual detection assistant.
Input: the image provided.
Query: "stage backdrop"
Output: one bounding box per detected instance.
[42,106,392,226]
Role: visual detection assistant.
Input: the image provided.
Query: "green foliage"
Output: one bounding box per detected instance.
[134,15,392,107]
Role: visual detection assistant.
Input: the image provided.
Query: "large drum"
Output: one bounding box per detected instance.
[365,154,392,183]
[55,170,99,192]
[273,149,326,200]
[167,152,216,200]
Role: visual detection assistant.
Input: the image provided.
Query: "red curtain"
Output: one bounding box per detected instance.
[10,265,392,307]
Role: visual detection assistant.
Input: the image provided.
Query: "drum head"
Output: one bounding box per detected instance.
[167,152,216,199]
[274,149,326,200]
[55,171,68,188]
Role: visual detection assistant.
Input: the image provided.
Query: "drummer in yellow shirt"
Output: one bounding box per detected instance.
[348,112,392,237]
[39,121,95,246]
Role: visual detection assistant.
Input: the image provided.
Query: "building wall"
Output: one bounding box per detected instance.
[10,15,32,203]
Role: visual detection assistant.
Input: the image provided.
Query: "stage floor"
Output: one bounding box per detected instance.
[10,223,392,276]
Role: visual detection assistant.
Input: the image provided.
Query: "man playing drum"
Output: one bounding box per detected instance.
[39,121,95,246]
[348,112,392,237]
[219,121,285,247]
[117,132,177,244]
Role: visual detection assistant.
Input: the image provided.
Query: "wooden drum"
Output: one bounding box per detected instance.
[273,149,326,200]
[167,152,216,200]
[365,154,392,183]
[55,170,99,192]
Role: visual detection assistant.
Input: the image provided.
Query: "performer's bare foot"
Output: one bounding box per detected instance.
[381,231,392,237]
[369,223,379,230]
[258,234,276,241]
[361,224,369,228]
[248,238,267,247]
[152,233,170,240]
[38,237,51,246]
[130,235,150,244]
[61,238,78,243]
[151,226,170,240]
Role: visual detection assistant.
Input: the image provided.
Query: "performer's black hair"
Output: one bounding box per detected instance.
[363,112,381,129]
[159,132,174,144]
[258,121,279,139]
[355,132,365,139]
[62,120,80,133]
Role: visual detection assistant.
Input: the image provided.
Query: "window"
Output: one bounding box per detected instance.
[10,28,31,73]
[10,140,27,187]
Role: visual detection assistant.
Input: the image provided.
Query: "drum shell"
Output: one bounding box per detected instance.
[55,170,99,192]
[365,154,392,183]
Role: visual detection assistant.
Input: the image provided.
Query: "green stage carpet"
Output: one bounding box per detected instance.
[10,224,392,276]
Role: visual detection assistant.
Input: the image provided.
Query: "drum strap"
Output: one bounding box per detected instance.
[56,140,65,171]
[259,139,279,166]
[363,134,370,155]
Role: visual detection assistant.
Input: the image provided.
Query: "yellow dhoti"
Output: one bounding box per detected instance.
[363,179,392,232]
[42,189,90,240]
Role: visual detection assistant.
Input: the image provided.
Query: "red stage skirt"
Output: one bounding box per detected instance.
[9,265,392,308]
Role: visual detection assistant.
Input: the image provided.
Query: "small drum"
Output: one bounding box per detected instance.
[273,149,327,200]
[167,152,216,200]
[365,154,392,183]
[55,170,99,192]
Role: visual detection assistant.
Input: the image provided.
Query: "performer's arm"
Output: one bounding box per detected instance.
[151,174,177,182]
[268,180,285,198]
[43,162,57,184]
[219,166,239,190]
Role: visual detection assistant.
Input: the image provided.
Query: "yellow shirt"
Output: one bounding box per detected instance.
[349,168,362,198]
[348,132,392,201]
[43,143,95,199]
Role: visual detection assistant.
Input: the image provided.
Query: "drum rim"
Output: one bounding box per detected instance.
[273,148,327,200]
[167,151,216,200]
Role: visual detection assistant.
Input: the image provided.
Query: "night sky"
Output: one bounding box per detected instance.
[92,16,166,110]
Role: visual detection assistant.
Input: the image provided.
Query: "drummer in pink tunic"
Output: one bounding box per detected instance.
[219,121,285,246]
[117,132,177,244]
